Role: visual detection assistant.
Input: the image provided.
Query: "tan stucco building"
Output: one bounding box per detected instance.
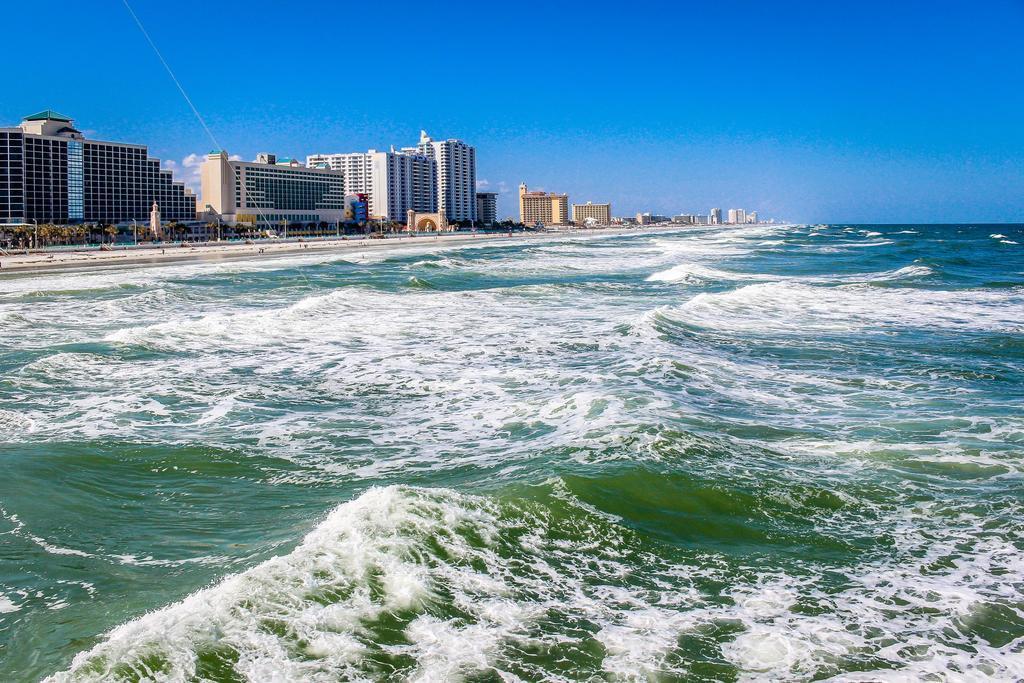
[519,183,569,226]
[572,201,611,225]
[200,151,346,228]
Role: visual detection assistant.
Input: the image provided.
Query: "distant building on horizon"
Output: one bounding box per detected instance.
[475,191,497,225]
[0,110,194,226]
[727,208,746,225]
[710,208,722,225]
[572,201,611,225]
[519,183,569,226]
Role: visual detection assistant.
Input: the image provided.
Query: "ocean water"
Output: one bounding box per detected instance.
[0,224,1022,682]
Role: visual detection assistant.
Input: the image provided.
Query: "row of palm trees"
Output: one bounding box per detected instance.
[1,221,202,249]
[0,219,461,250]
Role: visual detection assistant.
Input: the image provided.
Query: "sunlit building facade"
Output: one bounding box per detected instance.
[572,201,611,225]
[201,151,346,227]
[519,183,569,226]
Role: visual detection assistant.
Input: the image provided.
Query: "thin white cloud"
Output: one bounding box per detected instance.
[161,153,206,193]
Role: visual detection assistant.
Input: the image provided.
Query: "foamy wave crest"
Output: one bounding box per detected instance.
[46,485,695,682]
[869,264,933,281]
[670,282,1024,334]
[49,481,1024,682]
[646,263,747,284]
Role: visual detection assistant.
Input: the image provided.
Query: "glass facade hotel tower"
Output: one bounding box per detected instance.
[0,110,194,225]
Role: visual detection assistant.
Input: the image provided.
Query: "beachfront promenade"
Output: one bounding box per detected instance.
[0,227,676,274]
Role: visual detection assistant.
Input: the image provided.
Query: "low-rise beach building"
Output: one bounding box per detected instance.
[572,201,611,225]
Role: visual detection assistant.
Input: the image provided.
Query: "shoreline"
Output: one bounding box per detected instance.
[0,226,686,276]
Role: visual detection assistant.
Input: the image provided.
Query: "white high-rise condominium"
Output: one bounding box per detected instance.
[710,208,722,225]
[415,131,477,222]
[307,150,436,221]
[727,208,746,224]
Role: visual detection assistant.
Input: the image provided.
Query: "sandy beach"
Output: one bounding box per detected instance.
[0,227,676,275]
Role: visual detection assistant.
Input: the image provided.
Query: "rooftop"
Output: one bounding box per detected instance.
[24,109,73,122]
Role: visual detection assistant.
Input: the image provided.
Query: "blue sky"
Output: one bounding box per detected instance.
[3,0,1022,223]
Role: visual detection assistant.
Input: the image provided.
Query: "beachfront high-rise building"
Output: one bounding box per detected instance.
[519,184,569,226]
[726,208,746,225]
[475,191,497,225]
[748,211,758,224]
[572,202,612,225]
[306,150,436,221]
[0,110,194,225]
[201,151,346,228]
[414,131,477,222]
[710,208,722,225]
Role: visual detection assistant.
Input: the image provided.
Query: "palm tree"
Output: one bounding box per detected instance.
[13,225,30,249]
[38,224,56,247]
[104,225,118,244]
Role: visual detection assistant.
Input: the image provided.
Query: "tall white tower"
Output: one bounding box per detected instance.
[149,201,162,240]
[417,131,477,222]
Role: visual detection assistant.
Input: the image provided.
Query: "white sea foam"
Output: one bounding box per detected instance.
[47,486,701,682]
[0,409,35,436]
[7,227,1023,681]
[669,281,1024,334]
[0,594,20,613]
[47,482,1024,682]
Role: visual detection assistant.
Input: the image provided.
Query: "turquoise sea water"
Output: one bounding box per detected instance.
[0,224,1022,681]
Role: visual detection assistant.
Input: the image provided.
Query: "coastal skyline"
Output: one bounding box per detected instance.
[3,1,1022,223]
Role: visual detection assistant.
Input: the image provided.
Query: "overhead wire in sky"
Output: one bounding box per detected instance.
[118,0,325,289]
[120,0,221,152]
